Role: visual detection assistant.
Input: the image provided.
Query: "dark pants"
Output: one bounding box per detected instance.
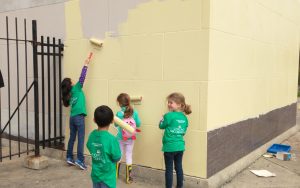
[67,114,85,162]
[93,182,109,188]
[164,151,184,188]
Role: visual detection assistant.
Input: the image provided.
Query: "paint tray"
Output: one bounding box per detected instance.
[267,144,291,154]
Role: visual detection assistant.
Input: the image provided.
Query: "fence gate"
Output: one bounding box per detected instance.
[0,16,64,161]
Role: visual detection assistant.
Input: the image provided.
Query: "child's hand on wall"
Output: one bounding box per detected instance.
[159,115,164,126]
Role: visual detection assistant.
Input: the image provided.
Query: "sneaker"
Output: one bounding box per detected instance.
[66,158,75,166]
[75,159,87,170]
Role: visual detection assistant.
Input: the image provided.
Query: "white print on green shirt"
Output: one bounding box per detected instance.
[70,97,78,106]
[169,125,185,134]
[176,120,185,123]
[91,143,106,163]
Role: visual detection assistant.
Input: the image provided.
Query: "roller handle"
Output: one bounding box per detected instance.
[114,116,135,134]
[84,52,93,65]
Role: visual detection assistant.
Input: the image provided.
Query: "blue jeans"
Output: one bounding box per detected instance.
[67,114,85,162]
[164,151,184,188]
[93,182,109,188]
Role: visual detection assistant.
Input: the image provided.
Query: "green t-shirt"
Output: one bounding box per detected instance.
[86,130,121,188]
[70,82,87,116]
[159,111,188,152]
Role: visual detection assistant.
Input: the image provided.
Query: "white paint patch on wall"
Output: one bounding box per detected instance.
[79,0,109,39]
[108,0,151,34]
[80,0,151,39]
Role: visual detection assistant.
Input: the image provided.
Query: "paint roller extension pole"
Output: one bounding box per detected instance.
[87,52,93,61]
[114,116,135,133]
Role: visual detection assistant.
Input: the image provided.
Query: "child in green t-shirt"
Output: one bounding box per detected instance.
[87,105,122,188]
[115,93,141,184]
[159,92,192,188]
[61,52,93,170]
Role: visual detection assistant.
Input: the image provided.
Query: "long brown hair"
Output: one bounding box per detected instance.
[61,78,72,107]
[167,92,192,115]
[117,93,133,118]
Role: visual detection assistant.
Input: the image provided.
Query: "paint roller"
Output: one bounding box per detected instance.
[89,37,103,48]
[130,96,142,102]
[85,38,102,66]
[113,96,143,133]
[114,116,135,134]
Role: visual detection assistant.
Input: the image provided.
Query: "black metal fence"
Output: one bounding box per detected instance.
[0,16,64,161]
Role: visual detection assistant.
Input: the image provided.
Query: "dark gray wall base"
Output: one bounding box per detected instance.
[207,103,297,177]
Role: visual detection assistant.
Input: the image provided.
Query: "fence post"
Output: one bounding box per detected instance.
[0,71,4,162]
[32,20,40,157]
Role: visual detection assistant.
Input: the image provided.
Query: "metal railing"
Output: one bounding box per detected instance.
[0,16,64,161]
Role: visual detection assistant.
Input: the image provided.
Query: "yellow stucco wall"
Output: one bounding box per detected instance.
[63,0,300,179]
[206,0,300,131]
[64,0,209,178]
[1,0,299,180]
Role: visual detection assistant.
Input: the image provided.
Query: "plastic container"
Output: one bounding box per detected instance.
[276,152,291,161]
[267,144,291,154]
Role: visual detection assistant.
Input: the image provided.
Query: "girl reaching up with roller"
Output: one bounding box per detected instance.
[61,52,93,170]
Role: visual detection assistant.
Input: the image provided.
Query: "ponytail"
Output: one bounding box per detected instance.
[124,105,134,118]
[183,104,192,115]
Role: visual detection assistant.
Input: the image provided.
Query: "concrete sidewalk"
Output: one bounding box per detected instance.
[0,121,300,188]
[0,155,158,188]
[0,129,299,188]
